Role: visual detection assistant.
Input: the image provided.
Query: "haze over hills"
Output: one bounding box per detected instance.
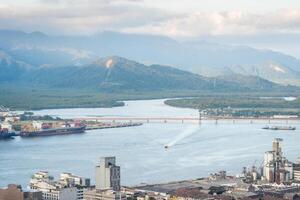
[0,30,299,86]
[0,50,297,94]
[0,50,31,82]
[22,56,222,91]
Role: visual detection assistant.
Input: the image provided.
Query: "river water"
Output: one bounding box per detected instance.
[0,99,299,188]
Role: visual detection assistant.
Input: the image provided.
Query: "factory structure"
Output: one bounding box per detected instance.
[2,139,300,200]
[242,138,300,185]
[263,138,294,183]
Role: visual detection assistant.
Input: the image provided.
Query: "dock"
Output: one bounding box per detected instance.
[85,122,143,130]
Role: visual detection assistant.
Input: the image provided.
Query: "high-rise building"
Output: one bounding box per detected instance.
[272,138,283,155]
[95,157,121,191]
[84,157,124,200]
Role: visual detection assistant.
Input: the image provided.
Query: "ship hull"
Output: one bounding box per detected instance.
[20,126,86,137]
[262,126,296,130]
[0,131,15,139]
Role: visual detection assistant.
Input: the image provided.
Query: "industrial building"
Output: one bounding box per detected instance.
[294,158,300,183]
[263,138,294,184]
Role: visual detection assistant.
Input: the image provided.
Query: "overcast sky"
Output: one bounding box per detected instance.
[1,0,300,38]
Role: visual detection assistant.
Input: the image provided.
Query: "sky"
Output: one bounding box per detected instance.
[1,0,300,38]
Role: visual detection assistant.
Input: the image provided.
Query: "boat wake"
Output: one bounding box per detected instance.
[164,125,201,148]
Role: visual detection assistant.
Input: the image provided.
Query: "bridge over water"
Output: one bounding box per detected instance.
[76,116,300,124]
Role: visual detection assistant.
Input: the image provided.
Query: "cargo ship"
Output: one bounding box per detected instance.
[0,123,16,139]
[20,121,86,137]
[0,129,15,139]
[262,126,296,130]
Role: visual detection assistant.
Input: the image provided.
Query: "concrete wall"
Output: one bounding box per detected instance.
[60,187,77,200]
[0,185,23,200]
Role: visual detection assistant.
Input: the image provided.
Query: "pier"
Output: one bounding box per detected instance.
[85,122,143,130]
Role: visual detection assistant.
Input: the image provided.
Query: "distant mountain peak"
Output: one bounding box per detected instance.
[0,29,299,86]
[0,50,12,65]
[93,56,140,69]
[268,63,286,73]
[105,58,114,68]
[29,31,47,37]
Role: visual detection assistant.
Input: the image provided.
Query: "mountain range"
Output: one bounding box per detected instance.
[0,30,299,87]
[0,50,296,93]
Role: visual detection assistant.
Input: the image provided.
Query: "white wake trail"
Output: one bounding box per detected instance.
[165,125,201,148]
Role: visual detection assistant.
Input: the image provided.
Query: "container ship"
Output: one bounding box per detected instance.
[20,121,86,137]
[262,126,296,130]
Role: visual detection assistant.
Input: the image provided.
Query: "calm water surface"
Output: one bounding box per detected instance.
[0,99,299,188]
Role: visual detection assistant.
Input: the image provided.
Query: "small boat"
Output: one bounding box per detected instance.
[262,126,296,130]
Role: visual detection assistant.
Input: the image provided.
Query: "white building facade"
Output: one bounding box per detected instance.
[95,157,120,191]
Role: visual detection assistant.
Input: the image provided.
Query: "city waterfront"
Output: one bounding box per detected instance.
[0,99,299,188]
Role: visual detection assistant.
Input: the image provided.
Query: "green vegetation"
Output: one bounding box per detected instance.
[165,96,300,117]
[165,96,300,109]
[1,84,300,112]
[19,112,62,121]
[0,85,124,110]
[1,55,300,112]
[0,85,209,110]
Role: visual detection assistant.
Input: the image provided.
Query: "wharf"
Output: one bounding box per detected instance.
[86,122,143,130]
[134,177,242,193]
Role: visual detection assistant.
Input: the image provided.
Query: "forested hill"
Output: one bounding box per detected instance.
[1,55,296,93]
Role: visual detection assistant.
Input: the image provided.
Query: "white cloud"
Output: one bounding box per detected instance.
[0,0,168,34]
[124,9,300,37]
[0,0,300,37]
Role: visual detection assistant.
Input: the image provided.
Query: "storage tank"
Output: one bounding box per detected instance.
[264,151,275,165]
[284,162,293,180]
[279,170,288,183]
[264,164,274,182]
[252,171,258,181]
